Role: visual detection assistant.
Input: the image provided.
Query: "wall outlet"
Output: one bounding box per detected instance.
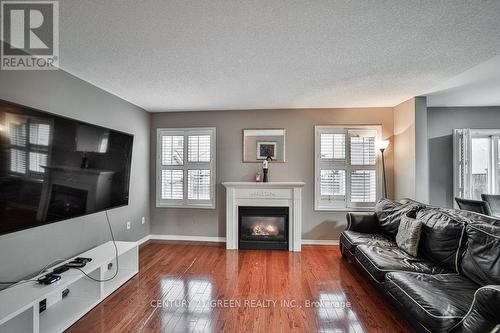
[39,299,47,313]
[126,221,131,230]
[141,216,145,224]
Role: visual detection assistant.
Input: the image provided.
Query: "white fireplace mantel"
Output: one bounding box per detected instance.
[222,182,305,252]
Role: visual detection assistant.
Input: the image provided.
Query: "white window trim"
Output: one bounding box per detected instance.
[156,127,216,209]
[314,125,383,211]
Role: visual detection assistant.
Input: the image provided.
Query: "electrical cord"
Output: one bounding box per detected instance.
[67,211,119,282]
[0,259,67,288]
[0,279,39,288]
[37,259,67,276]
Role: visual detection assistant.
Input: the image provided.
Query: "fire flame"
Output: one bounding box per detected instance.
[252,224,279,236]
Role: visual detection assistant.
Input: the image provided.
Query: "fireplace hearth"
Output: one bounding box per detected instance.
[238,206,289,250]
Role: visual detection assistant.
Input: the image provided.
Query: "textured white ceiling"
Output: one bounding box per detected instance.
[426,55,500,107]
[58,1,500,111]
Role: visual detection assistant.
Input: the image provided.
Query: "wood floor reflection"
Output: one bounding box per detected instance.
[67,241,413,333]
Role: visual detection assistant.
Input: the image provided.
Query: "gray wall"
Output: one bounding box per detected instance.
[393,96,429,203]
[393,98,416,199]
[415,96,429,203]
[428,106,500,207]
[0,70,150,284]
[151,108,395,241]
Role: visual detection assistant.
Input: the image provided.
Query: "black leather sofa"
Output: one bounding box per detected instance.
[340,198,500,333]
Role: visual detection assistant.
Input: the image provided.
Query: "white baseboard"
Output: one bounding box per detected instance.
[143,234,338,245]
[150,234,226,242]
[302,239,339,245]
[137,234,151,246]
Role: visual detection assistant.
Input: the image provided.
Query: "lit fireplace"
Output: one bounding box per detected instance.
[238,206,288,250]
[252,223,279,236]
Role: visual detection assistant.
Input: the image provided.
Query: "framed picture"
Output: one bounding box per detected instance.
[257,142,277,160]
[242,128,285,162]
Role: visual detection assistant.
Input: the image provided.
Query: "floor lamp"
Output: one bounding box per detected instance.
[377,140,390,198]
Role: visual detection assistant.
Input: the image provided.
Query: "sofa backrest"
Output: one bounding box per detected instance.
[461,222,500,286]
[374,199,500,279]
[416,208,469,272]
[446,208,500,227]
[375,199,424,239]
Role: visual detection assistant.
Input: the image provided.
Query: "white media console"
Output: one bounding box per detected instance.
[0,241,139,333]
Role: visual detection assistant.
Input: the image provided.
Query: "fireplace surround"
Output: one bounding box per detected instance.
[222,182,305,251]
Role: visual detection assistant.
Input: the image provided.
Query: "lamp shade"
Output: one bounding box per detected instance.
[376,140,390,151]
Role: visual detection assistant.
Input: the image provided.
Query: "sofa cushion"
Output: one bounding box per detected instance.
[354,244,448,283]
[417,208,468,272]
[396,214,422,257]
[375,199,424,238]
[385,272,478,332]
[461,223,500,285]
[339,231,395,254]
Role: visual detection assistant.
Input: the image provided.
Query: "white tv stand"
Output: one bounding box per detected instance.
[0,241,139,333]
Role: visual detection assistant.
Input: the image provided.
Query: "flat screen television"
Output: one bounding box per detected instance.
[0,99,134,236]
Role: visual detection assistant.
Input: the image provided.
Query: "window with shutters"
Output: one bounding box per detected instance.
[453,129,500,202]
[7,115,52,180]
[315,126,381,210]
[156,127,216,208]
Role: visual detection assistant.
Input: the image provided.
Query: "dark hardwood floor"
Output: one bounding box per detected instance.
[67,241,413,333]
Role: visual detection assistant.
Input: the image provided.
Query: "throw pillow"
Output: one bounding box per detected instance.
[396,214,422,257]
[375,198,424,238]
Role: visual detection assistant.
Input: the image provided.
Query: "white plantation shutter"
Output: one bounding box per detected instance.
[157,128,216,208]
[188,135,211,162]
[350,136,375,165]
[161,170,184,200]
[315,126,380,210]
[453,129,471,201]
[351,170,376,203]
[320,133,345,159]
[316,127,347,209]
[162,135,184,165]
[348,129,377,207]
[320,170,345,196]
[188,170,211,200]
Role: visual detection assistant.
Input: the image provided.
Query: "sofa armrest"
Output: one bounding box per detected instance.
[345,212,380,234]
[461,285,500,333]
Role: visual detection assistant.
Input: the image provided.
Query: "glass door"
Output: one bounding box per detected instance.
[471,137,491,199]
[494,136,500,194]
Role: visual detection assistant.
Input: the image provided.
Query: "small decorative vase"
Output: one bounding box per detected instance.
[255,173,261,182]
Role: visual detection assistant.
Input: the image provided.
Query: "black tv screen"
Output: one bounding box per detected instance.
[0,99,133,235]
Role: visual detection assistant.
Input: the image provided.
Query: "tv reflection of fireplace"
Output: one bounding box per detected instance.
[46,185,88,222]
